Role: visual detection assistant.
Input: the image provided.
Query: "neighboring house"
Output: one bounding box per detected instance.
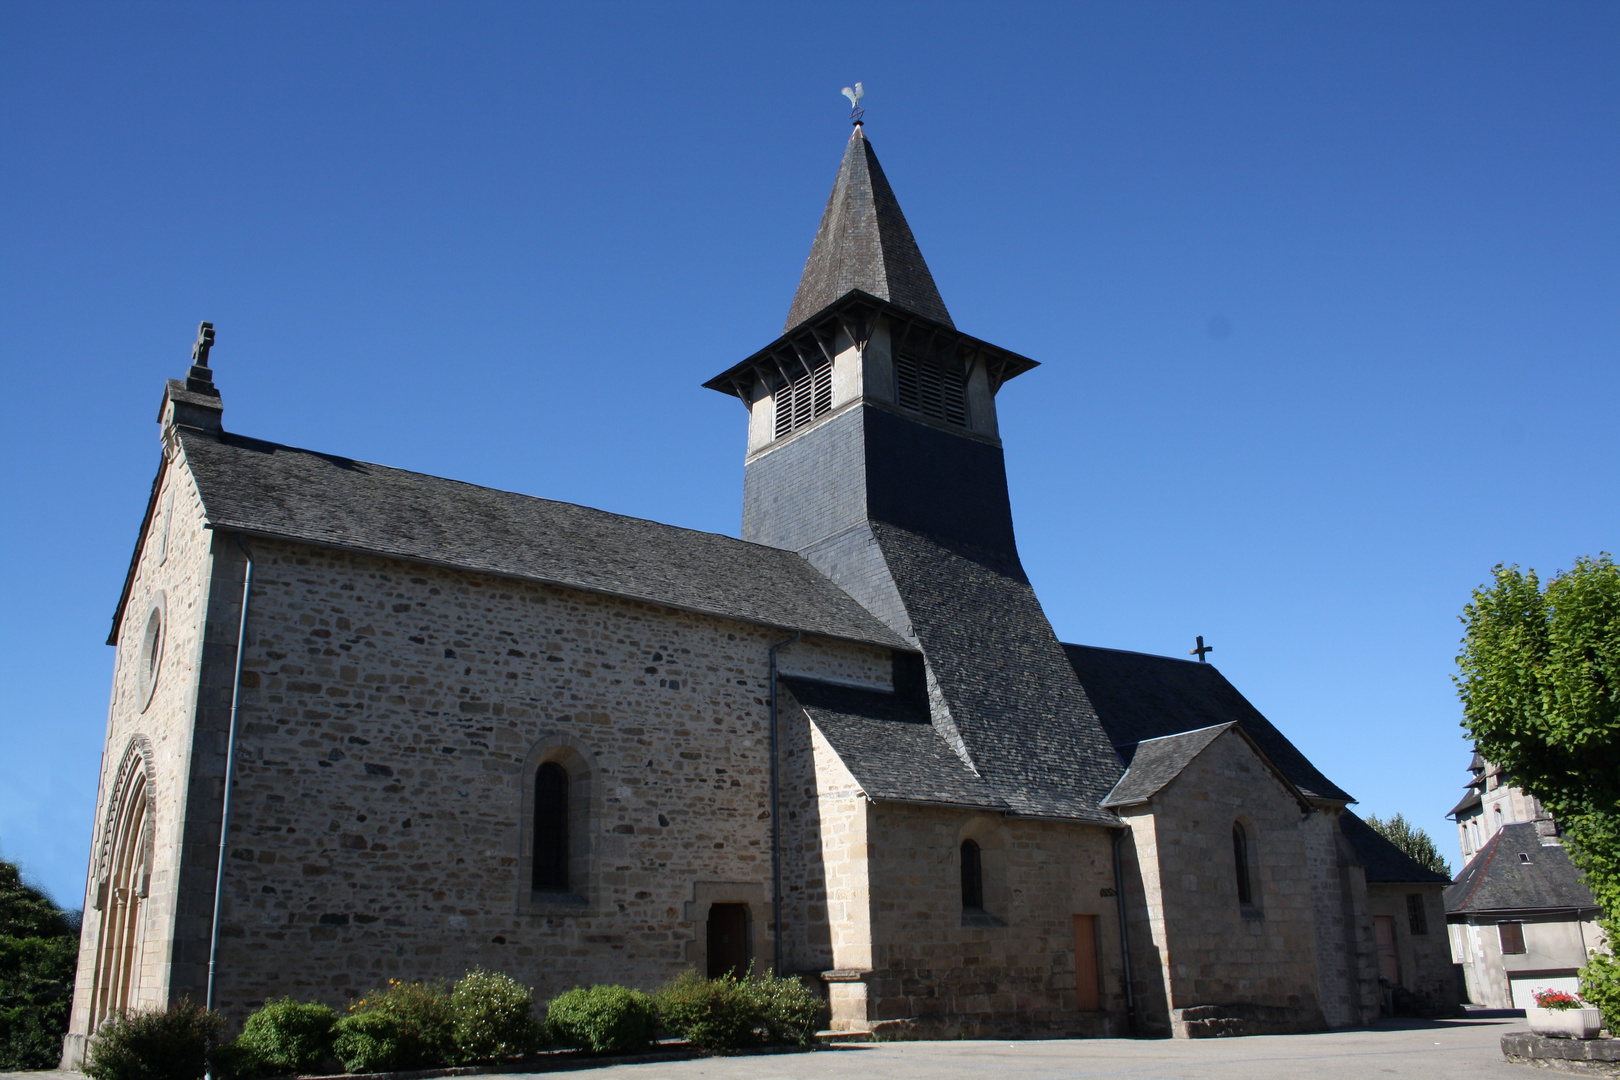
[1337,812,1455,1016]
[67,122,1458,1061]
[1451,752,1555,863]
[1446,819,1601,1008]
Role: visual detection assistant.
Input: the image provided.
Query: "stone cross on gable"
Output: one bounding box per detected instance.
[1190,635,1213,663]
[191,321,215,367]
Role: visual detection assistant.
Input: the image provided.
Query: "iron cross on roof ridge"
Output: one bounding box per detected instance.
[1190,636,1213,663]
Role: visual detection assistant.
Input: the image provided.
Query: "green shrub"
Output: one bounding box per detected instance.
[653,970,758,1051]
[333,979,454,1071]
[544,984,655,1055]
[451,968,541,1063]
[84,999,224,1080]
[222,997,336,1077]
[653,969,824,1051]
[0,934,78,1069]
[745,971,823,1047]
[332,1011,409,1073]
[1581,947,1620,1031]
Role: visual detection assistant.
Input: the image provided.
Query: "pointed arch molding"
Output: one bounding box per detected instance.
[94,735,156,911]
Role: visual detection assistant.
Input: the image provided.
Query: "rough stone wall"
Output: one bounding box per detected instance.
[1129,729,1327,1036]
[859,804,1124,1039]
[155,533,891,1023]
[1114,808,1173,1036]
[1304,808,1378,1027]
[69,451,217,1040]
[1365,884,1458,1016]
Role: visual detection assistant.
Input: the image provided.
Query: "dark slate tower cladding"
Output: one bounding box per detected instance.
[705,126,1123,823]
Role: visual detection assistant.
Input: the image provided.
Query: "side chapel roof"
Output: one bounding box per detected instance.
[1445,821,1597,915]
[779,676,1004,809]
[783,126,953,332]
[1061,643,1353,804]
[161,427,910,652]
[1100,722,1312,812]
[1338,811,1452,884]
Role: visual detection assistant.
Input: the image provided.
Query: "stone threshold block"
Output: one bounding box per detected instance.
[1502,1031,1620,1076]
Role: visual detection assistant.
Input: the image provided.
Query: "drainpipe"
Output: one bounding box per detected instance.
[1112,830,1139,1036]
[205,534,253,1017]
[767,631,800,978]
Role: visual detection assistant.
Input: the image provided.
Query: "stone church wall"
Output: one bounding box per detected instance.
[858,806,1123,1038]
[1303,809,1378,1027]
[1366,884,1457,1016]
[1123,730,1327,1037]
[69,453,218,1044]
[151,531,891,1022]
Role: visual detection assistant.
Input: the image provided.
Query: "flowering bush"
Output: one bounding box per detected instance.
[1533,988,1584,1011]
[334,979,455,1070]
[450,968,542,1062]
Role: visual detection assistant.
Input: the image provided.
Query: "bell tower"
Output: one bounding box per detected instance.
[704,124,1122,824]
[705,124,1038,566]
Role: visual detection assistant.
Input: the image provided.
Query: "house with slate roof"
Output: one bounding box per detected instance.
[1445,757,1601,1009]
[66,121,1458,1061]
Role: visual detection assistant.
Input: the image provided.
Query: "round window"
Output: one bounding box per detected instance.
[138,605,164,709]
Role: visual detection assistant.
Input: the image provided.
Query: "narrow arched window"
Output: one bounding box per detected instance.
[1233,823,1253,905]
[533,762,569,892]
[961,839,984,910]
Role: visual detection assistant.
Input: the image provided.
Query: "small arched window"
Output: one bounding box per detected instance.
[533,762,570,892]
[961,839,984,910]
[1233,823,1253,905]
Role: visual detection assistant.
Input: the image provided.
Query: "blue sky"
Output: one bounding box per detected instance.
[2,2,1615,908]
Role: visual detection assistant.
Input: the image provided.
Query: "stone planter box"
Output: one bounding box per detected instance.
[1529,1006,1605,1040]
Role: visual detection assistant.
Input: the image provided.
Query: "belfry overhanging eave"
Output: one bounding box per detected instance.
[702,289,1039,405]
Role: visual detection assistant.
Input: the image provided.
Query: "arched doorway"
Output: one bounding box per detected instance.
[90,744,153,1027]
[706,903,750,978]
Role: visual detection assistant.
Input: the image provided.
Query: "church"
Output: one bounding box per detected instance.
[65,121,1458,1061]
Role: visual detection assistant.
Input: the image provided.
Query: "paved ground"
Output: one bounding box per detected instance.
[2,1015,1534,1080]
[571,1015,1533,1080]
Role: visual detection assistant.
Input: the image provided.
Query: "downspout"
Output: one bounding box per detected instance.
[205,534,253,1016]
[1112,830,1139,1036]
[768,630,800,977]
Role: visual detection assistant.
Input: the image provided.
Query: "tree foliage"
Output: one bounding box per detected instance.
[1364,813,1452,878]
[1456,555,1620,1023]
[0,859,78,1069]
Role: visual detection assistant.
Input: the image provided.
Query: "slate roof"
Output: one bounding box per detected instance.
[1060,644,1353,804]
[1445,822,1597,915]
[784,127,953,332]
[1338,811,1451,884]
[869,523,1123,825]
[780,677,1004,809]
[159,427,910,651]
[1100,724,1231,807]
[1449,788,1483,818]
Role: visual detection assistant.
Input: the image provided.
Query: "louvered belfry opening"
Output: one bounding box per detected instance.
[896,351,968,427]
[773,359,833,439]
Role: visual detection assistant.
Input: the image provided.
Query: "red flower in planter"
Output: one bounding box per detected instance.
[1533,989,1584,1011]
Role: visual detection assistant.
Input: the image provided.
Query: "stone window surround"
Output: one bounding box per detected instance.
[135,592,166,713]
[958,815,1009,928]
[1233,814,1264,919]
[514,733,595,914]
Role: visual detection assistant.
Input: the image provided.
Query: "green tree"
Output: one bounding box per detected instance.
[0,859,80,1069]
[1364,813,1452,878]
[1455,555,1620,1022]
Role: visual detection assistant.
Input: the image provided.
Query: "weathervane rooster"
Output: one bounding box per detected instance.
[841,81,865,124]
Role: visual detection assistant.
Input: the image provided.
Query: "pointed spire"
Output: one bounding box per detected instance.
[785,127,953,332]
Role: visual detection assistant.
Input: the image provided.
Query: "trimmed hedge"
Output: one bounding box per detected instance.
[654,969,822,1051]
[215,997,336,1078]
[85,999,223,1080]
[544,984,656,1055]
[334,979,454,1071]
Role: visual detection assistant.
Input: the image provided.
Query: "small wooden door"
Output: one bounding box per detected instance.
[707,903,750,978]
[1374,915,1401,984]
[1072,914,1100,1011]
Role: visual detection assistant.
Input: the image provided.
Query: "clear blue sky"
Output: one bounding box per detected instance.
[2,2,1616,909]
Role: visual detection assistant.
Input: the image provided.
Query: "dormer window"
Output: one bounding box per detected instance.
[774,361,832,438]
[896,352,968,427]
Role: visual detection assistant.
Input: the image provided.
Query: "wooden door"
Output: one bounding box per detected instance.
[1374,915,1401,984]
[1073,914,1100,1011]
[707,903,750,978]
